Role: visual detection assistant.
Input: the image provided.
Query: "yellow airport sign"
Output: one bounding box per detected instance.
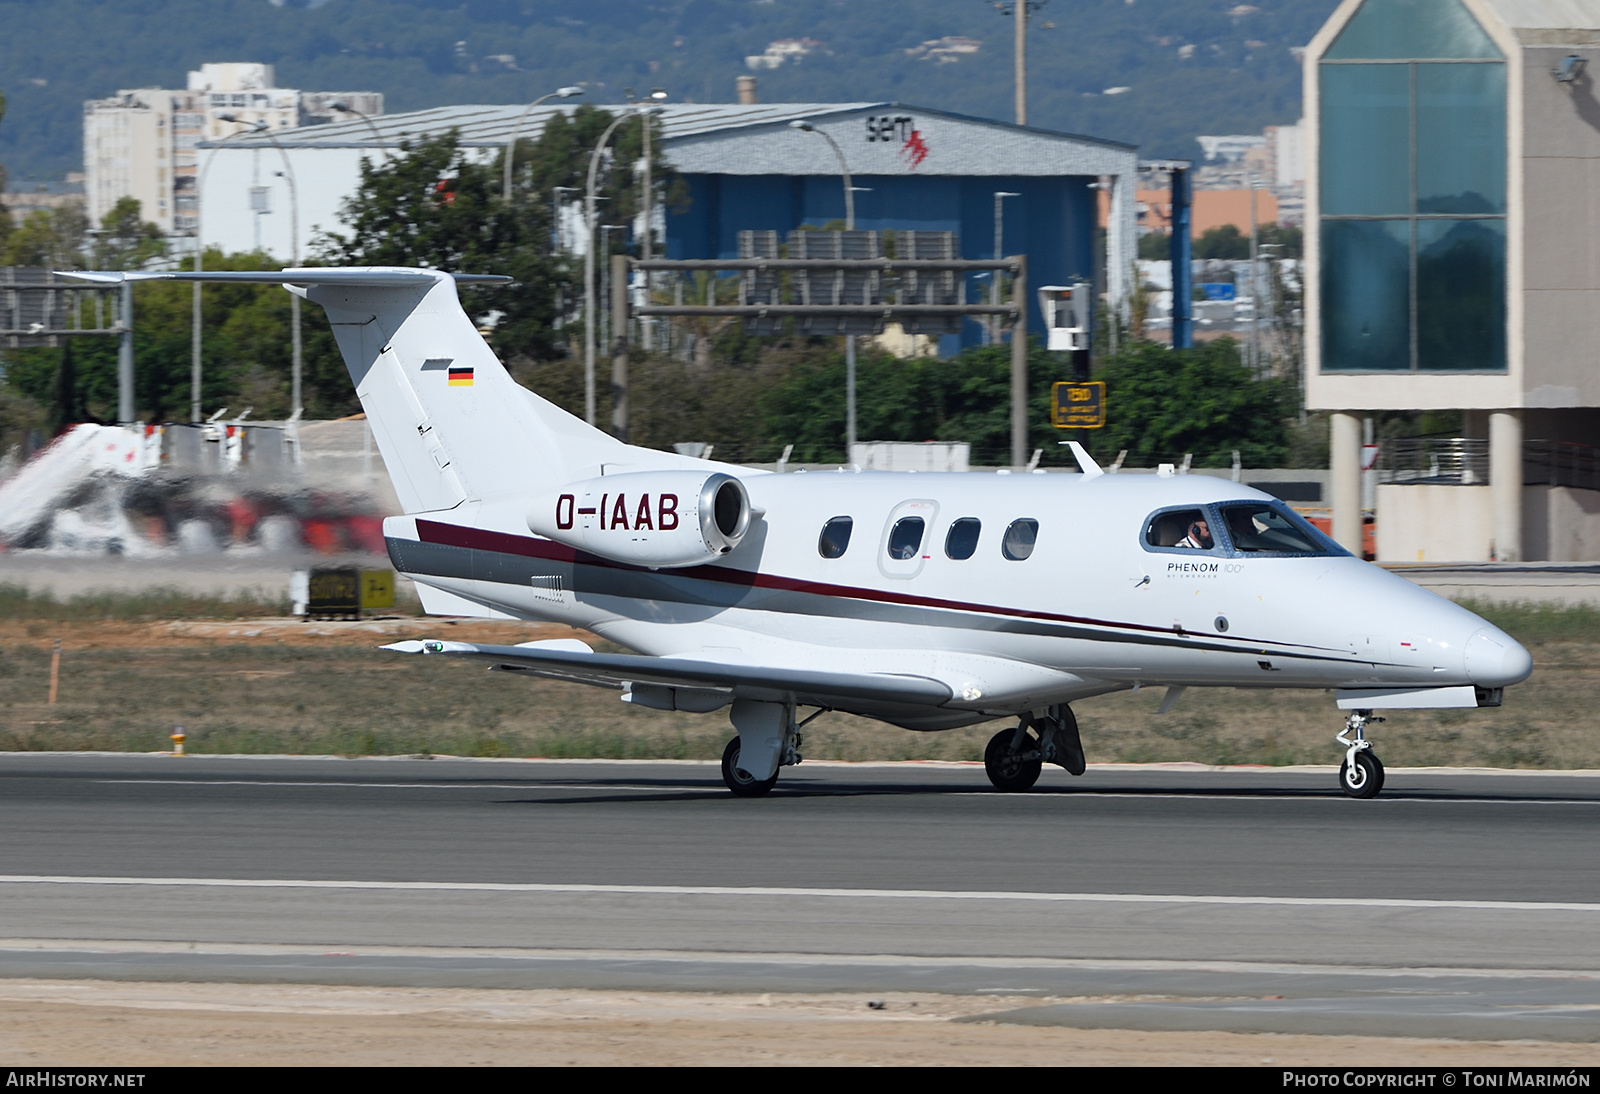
[360,569,396,610]
[1052,381,1106,429]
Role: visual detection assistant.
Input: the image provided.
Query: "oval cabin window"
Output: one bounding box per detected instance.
[818,516,853,559]
[886,516,926,561]
[945,518,981,560]
[1002,518,1039,561]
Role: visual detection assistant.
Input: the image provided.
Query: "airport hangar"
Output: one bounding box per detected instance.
[198,101,1139,347]
[1309,0,1600,562]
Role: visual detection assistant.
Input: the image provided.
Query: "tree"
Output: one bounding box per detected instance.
[0,248,356,425]
[762,340,1082,465]
[1193,224,1248,261]
[91,197,165,270]
[318,130,568,362]
[1091,338,1292,467]
[1137,232,1171,261]
[2,205,87,268]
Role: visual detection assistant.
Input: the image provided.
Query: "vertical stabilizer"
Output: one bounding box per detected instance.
[302,270,630,513]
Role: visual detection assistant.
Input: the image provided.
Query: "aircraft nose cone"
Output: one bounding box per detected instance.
[1464,627,1533,687]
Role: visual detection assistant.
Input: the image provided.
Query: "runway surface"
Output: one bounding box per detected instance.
[2,754,1597,1040]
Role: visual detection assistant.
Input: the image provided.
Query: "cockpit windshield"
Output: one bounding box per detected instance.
[1219,502,1346,556]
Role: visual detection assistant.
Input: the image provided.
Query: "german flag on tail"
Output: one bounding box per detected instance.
[448,366,474,387]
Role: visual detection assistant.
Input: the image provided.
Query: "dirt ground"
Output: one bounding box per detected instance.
[1,614,1595,767]
[1,980,1595,1067]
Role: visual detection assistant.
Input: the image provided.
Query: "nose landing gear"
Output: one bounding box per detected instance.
[984,705,1086,791]
[1337,709,1386,799]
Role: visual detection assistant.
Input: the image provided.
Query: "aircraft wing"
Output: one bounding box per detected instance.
[382,639,954,707]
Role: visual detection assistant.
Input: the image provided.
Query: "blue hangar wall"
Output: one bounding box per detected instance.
[665,173,1098,352]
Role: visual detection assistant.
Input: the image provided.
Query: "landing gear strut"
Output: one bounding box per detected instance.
[984,705,1086,792]
[1337,709,1386,799]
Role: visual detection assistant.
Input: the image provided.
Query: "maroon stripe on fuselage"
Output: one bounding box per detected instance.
[413,519,1330,653]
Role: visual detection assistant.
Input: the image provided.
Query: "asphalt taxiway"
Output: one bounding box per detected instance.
[2,754,1596,1040]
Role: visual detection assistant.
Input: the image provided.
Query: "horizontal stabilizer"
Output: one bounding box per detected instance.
[58,268,510,287]
[382,640,954,707]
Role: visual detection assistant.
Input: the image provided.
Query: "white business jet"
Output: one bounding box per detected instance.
[70,268,1533,798]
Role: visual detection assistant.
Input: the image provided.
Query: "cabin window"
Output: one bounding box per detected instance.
[1001,518,1038,561]
[818,516,853,559]
[1219,503,1343,556]
[945,518,981,560]
[1145,509,1215,551]
[886,516,926,561]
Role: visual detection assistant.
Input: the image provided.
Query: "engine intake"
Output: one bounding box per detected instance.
[527,470,753,568]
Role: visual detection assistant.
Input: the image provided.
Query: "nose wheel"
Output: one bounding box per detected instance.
[1336,709,1386,799]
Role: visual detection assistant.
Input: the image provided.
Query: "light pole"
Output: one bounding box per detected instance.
[790,119,861,454]
[789,120,853,229]
[501,86,584,202]
[991,191,1019,345]
[191,117,258,422]
[221,114,303,419]
[638,88,667,350]
[995,1,1049,126]
[330,100,389,164]
[585,105,662,428]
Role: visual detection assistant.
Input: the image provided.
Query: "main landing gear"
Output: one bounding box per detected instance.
[984,705,1086,792]
[722,736,781,797]
[1337,709,1386,799]
[721,699,819,797]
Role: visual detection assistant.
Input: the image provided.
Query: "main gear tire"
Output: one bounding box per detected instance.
[984,727,1043,792]
[722,736,779,797]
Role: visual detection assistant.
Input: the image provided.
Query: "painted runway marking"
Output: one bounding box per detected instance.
[85,779,1600,804]
[93,780,709,792]
[3,875,1598,913]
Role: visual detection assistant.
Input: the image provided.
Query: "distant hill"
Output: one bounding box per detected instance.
[0,0,1336,183]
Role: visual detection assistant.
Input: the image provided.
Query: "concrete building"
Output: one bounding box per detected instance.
[83,63,381,237]
[1132,187,1282,235]
[1307,0,1600,562]
[201,100,1139,343]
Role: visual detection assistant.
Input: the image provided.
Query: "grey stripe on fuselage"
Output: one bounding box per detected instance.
[385,536,1361,666]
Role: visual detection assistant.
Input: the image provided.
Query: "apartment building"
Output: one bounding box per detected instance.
[84,63,381,236]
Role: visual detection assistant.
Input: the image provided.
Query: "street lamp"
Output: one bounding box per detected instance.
[991,191,1020,345]
[788,120,853,230]
[501,86,585,202]
[585,104,663,429]
[220,114,304,419]
[329,100,388,164]
[790,119,861,453]
[637,89,667,351]
[191,116,261,422]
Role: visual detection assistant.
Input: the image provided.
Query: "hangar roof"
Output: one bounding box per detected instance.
[216,101,1136,178]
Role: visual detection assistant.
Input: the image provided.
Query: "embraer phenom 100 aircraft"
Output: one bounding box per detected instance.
[70,268,1534,799]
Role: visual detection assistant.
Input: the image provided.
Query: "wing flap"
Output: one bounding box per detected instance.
[383,640,954,706]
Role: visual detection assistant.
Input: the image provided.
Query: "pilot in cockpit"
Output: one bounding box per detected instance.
[1176,517,1213,550]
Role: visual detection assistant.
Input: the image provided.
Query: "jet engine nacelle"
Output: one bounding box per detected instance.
[527,470,753,568]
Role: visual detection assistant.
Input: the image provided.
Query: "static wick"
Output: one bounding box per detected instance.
[48,639,61,705]
[171,727,187,757]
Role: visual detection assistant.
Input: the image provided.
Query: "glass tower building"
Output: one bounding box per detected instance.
[1307,0,1600,564]
[1320,0,1507,373]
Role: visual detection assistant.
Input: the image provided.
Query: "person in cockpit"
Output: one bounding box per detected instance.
[1176,517,1213,550]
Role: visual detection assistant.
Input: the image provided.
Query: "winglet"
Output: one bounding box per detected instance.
[1060,441,1105,479]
